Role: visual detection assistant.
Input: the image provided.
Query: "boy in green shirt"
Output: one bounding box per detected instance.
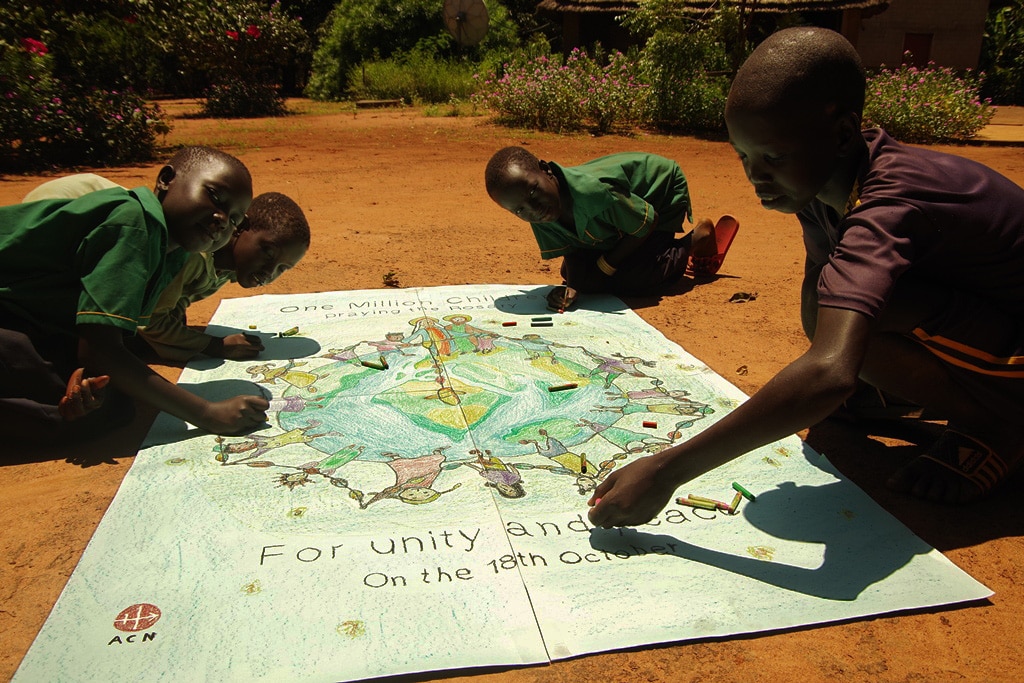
[26,177,310,362]
[1,146,269,446]
[137,191,310,361]
[485,147,739,310]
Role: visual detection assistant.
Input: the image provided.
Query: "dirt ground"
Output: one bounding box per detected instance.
[2,100,1023,682]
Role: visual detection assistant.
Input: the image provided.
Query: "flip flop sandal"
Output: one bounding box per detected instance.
[689,214,740,276]
[918,429,1010,495]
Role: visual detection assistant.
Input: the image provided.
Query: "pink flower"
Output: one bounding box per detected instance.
[226,30,240,41]
[246,24,261,38]
[21,38,48,55]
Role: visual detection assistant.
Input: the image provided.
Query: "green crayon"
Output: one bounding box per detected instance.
[731,481,756,501]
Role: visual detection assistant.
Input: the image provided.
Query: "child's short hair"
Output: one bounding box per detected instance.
[167,145,252,186]
[485,146,541,195]
[727,27,866,118]
[245,192,310,247]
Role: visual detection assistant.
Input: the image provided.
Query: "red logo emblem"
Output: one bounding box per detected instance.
[113,604,162,632]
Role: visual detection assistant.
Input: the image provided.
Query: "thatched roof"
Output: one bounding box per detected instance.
[536,0,889,15]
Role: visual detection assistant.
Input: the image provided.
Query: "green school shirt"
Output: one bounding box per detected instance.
[137,251,236,361]
[0,186,187,339]
[530,153,693,259]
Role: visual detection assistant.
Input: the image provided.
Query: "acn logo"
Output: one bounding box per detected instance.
[113,604,162,632]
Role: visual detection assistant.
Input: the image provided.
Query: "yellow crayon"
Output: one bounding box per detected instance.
[688,494,733,511]
[729,491,743,513]
[279,326,299,337]
[675,496,717,511]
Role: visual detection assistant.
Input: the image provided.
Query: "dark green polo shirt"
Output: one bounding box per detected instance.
[0,186,187,338]
[530,153,693,259]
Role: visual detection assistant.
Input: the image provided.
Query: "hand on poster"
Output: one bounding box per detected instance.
[587,450,679,527]
[211,332,265,360]
[546,285,577,312]
[197,395,270,435]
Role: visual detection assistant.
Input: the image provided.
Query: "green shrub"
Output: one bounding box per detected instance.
[202,81,288,118]
[0,38,168,171]
[980,0,1024,105]
[348,53,480,103]
[864,61,995,143]
[307,0,519,101]
[633,19,731,133]
[473,48,648,134]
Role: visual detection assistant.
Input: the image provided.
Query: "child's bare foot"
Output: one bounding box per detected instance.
[58,368,111,421]
[689,215,739,276]
[689,218,717,260]
[887,429,1012,503]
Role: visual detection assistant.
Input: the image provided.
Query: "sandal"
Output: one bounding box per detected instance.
[918,429,1010,496]
[689,214,740,276]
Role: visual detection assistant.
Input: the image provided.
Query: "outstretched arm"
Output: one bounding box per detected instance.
[587,306,871,527]
[78,324,268,435]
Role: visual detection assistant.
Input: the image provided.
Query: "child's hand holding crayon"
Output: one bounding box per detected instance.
[546,285,577,312]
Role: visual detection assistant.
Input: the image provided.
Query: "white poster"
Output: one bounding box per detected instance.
[14,285,991,682]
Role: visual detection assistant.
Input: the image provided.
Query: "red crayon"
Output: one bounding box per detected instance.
[642,420,658,428]
[502,321,517,327]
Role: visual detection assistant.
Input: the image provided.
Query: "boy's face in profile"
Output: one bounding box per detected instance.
[725,100,842,215]
[227,227,307,289]
[157,158,252,253]
[489,161,561,223]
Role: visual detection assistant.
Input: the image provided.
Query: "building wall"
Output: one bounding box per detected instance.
[851,0,989,69]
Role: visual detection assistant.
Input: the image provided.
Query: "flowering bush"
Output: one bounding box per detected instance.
[178,1,306,117]
[472,48,648,134]
[202,80,287,118]
[0,38,168,171]
[864,61,995,143]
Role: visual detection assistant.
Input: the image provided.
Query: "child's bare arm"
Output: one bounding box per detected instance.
[588,306,870,527]
[78,324,269,435]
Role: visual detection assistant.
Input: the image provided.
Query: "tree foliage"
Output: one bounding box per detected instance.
[306,0,520,100]
[980,0,1024,105]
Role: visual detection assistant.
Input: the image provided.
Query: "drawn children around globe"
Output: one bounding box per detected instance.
[226,313,720,510]
[359,446,462,508]
[583,349,656,388]
[576,417,672,454]
[511,333,563,364]
[614,379,697,403]
[404,316,454,357]
[215,419,344,463]
[368,332,416,361]
[304,442,366,475]
[268,394,328,414]
[442,314,497,354]
[247,359,324,393]
[460,448,526,498]
[320,345,359,363]
[517,429,616,495]
[591,397,712,422]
